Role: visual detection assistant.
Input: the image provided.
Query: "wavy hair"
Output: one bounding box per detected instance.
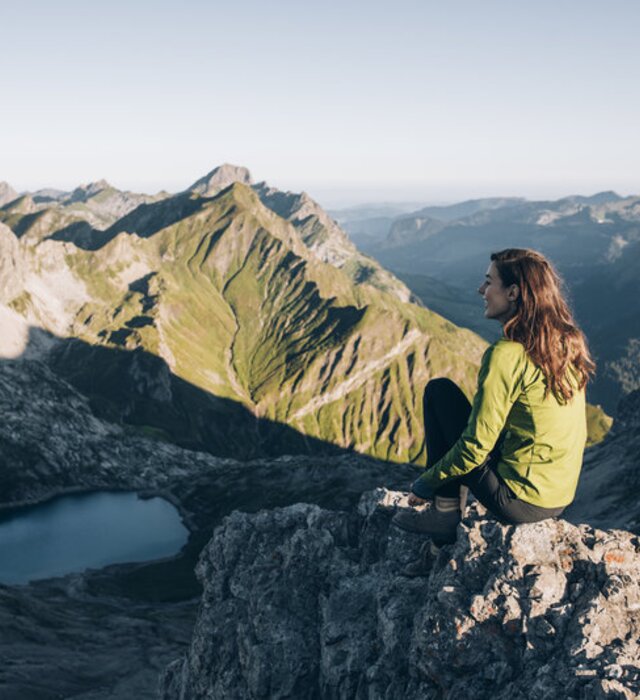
[490,248,595,401]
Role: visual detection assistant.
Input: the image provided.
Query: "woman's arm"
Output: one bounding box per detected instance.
[413,340,526,496]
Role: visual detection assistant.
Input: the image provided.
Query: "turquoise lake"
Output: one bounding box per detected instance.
[0,492,189,585]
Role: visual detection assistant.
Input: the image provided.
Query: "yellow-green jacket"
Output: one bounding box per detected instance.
[416,338,587,508]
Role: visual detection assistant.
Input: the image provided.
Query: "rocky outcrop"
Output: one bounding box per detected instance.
[567,388,640,532]
[160,490,640,700]
[188,164,253,197]
[254,181,417,303]
[0,181,18,207]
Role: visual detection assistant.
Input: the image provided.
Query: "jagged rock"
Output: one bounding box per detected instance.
[188,163,253,197]
[69,179,113,201]
[0,224,24,303]
[0,180,18,207]
[567,388,640,533]
[254,181,417,303]
[160,490,640,700]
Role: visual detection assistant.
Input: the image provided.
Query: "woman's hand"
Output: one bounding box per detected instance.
[407,493,428,506]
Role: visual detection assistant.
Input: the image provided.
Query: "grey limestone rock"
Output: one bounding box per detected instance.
[0,223,24,303]
[188,164,253,197]
[567,388,640,533]
[160,490,640,700]
[0,180,18,207]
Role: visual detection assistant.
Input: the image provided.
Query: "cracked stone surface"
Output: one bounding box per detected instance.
[160,490,640,700]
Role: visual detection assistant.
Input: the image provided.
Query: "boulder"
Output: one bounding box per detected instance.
[160,490,640,700]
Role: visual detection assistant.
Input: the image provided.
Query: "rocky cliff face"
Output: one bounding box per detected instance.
[188,164,253,196]
[160,490,640,700]
[253,181,416,303]
[0,181,18,206]
[567,388,640,533]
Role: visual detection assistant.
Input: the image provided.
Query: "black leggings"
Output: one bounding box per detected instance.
[423,378,565,525]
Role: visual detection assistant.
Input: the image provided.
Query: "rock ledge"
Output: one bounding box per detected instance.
[160,490,640,700]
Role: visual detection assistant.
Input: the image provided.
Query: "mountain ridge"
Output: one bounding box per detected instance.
[0,168,485,463]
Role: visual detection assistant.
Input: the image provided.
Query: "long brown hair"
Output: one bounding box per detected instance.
[490,248,595,401]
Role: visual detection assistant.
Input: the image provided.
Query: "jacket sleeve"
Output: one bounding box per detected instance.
[413,341,525,495]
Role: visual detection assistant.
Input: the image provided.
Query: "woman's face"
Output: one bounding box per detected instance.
[478,262,519,324]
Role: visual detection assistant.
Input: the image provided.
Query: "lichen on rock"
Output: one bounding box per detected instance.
[160,490,640,700]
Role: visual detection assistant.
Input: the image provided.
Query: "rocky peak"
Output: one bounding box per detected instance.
[188,163,253,197]
[0,181,18,207]
[68,179,113,202]
[160,489,640,699]
[1,193,36,214]
[566,386,640,533]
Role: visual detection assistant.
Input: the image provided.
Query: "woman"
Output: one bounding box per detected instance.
[393,248,595,544]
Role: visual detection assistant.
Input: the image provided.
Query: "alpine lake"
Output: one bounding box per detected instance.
[0,491,189,585]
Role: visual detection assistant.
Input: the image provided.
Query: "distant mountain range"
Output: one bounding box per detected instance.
[0,165,493,465]
[337,192,640,412]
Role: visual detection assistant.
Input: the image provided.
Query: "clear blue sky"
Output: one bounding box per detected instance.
[2,0,638,206]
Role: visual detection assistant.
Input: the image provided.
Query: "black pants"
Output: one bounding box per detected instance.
[423,378,565,525]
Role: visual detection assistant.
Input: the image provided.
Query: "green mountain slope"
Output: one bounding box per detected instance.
[56,182,484,463]
[0,169,609,465]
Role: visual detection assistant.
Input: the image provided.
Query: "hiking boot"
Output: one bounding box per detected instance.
[391,502,461,544]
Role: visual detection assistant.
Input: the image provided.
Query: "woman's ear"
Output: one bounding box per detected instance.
[508,285,520,302]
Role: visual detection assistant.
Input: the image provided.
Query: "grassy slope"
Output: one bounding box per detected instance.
[586,403,613,447]
[62,184,485,464]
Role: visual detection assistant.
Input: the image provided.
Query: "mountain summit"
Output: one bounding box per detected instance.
[0,181,18,207]
[188,163,253,197]
[69,179,113,202]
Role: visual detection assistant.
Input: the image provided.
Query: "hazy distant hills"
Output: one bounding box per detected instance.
[0,165,489,464]
[338,192,640,411]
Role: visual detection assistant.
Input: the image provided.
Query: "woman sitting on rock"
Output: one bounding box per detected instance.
[393,248,595,545]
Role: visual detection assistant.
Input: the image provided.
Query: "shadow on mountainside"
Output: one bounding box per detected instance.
[47,334,350,460]
[47,220,113,250]
[1,327,421,602]
[47,192,212,250]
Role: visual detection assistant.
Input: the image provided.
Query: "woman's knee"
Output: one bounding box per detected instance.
[423,377,466,412]
[424,377,460,402]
